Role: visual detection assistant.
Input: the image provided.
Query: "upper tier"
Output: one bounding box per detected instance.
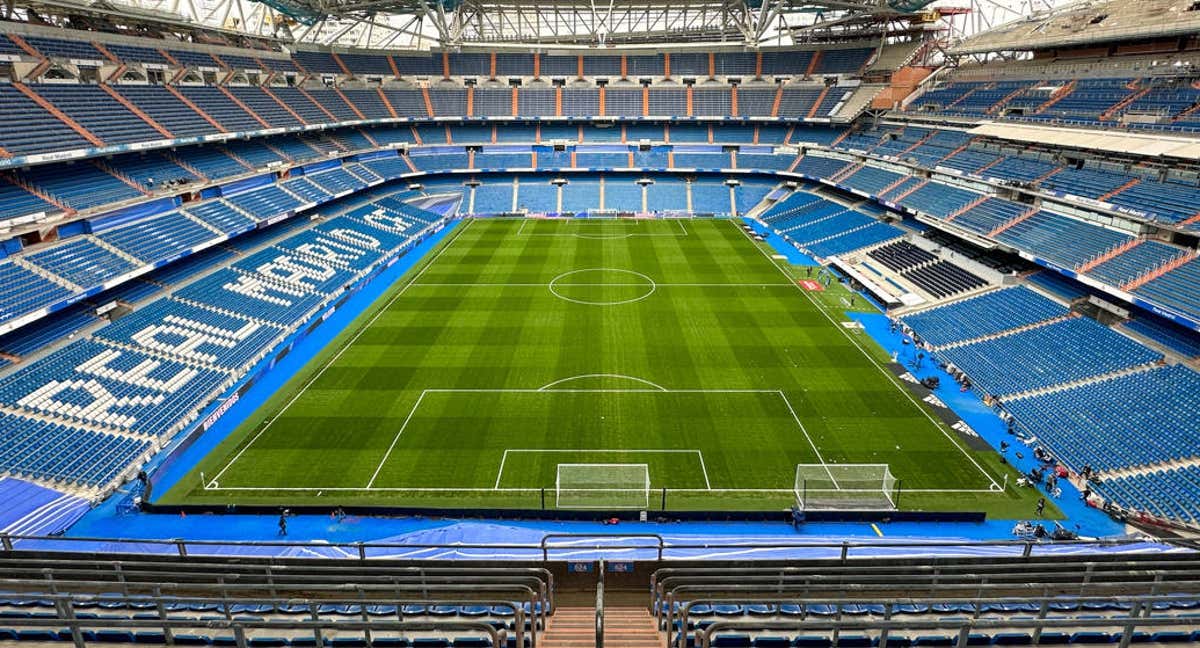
[0,31,875,79]
[0,83,859,164]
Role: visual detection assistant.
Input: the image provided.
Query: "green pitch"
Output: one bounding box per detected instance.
[164,218,1048,517]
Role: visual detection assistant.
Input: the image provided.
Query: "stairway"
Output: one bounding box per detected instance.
[604,607,663,648]
[541,606,596,648]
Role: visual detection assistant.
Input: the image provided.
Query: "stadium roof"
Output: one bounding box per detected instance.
[951,0,1200,54]
[3,0,1073,49]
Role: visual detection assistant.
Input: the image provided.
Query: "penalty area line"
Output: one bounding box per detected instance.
[776,390,839,489]
[732,220,1002,492]
[366,390,429,488]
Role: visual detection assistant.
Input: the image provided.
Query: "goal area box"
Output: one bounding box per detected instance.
[556,463,650,510]
[794,464,897,511]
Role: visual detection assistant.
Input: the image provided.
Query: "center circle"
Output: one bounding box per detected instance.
[548,268,657,306]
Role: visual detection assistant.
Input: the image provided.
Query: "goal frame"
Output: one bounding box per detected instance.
[794,463,898,512]
[555,463,651,510]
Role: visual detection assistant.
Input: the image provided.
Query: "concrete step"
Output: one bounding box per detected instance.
[604,607,663,648]
[544,606,598,648]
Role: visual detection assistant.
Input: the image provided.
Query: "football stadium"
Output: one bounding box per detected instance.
[0,0,1199,644]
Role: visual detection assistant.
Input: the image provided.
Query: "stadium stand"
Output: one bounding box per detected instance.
[0,552,550,648]
[1123,316,1200,358]
[935,316,1162,396]
[1003,364,1198,472]
[901,286,1069,348]
[758,190,905,258]
[0,178,448,492]
[653,555,1200,648]
[868,241,987,298]
[0,11,1197,538]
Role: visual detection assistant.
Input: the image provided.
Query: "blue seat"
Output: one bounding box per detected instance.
[711,633,752,648]
[1069,633,1113,645]
[95,630,137,643]
[1150,632,1193,643]
[16,629,59,641]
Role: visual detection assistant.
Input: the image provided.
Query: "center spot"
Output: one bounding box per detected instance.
[548,268,657,306]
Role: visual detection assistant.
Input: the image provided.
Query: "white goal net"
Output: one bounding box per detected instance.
[556,463,651,510]
[794,464,897,511]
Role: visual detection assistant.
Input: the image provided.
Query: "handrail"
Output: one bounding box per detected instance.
[596,559,606,648]
[695,616,1199,648]
[664,591,1200,648]
[540,533,668,560]
[13,618,505,648]
[0,558,553,609]
[3,592,529,648]
[0,577,545,646]
[656,569,1200,614]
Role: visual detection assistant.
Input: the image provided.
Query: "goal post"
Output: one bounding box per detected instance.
[794,464,898,511]
[555,463,651,510]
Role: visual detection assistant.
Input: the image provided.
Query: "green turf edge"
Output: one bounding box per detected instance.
[159,219,1061,520]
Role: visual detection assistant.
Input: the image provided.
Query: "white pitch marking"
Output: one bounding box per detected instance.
[775,390,838,488]
[537,373,669,392]
[547,268,657,306]
[517,217,690,239]
[365,390,429,488]
[208,219,476,486]
[732,220,1002,491]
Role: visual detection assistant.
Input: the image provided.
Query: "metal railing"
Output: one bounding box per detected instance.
[3,592,524,648]
[651,556,1200,608]
[596,559,606,648]
[695,616,1199,648]
[664,592,1200,648]
[0,559,554,648]
[650,556,1200,646]
[10,617,505,648]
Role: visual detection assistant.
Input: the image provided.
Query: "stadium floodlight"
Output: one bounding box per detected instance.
[556,463,651,510]
[794,464,897,511]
